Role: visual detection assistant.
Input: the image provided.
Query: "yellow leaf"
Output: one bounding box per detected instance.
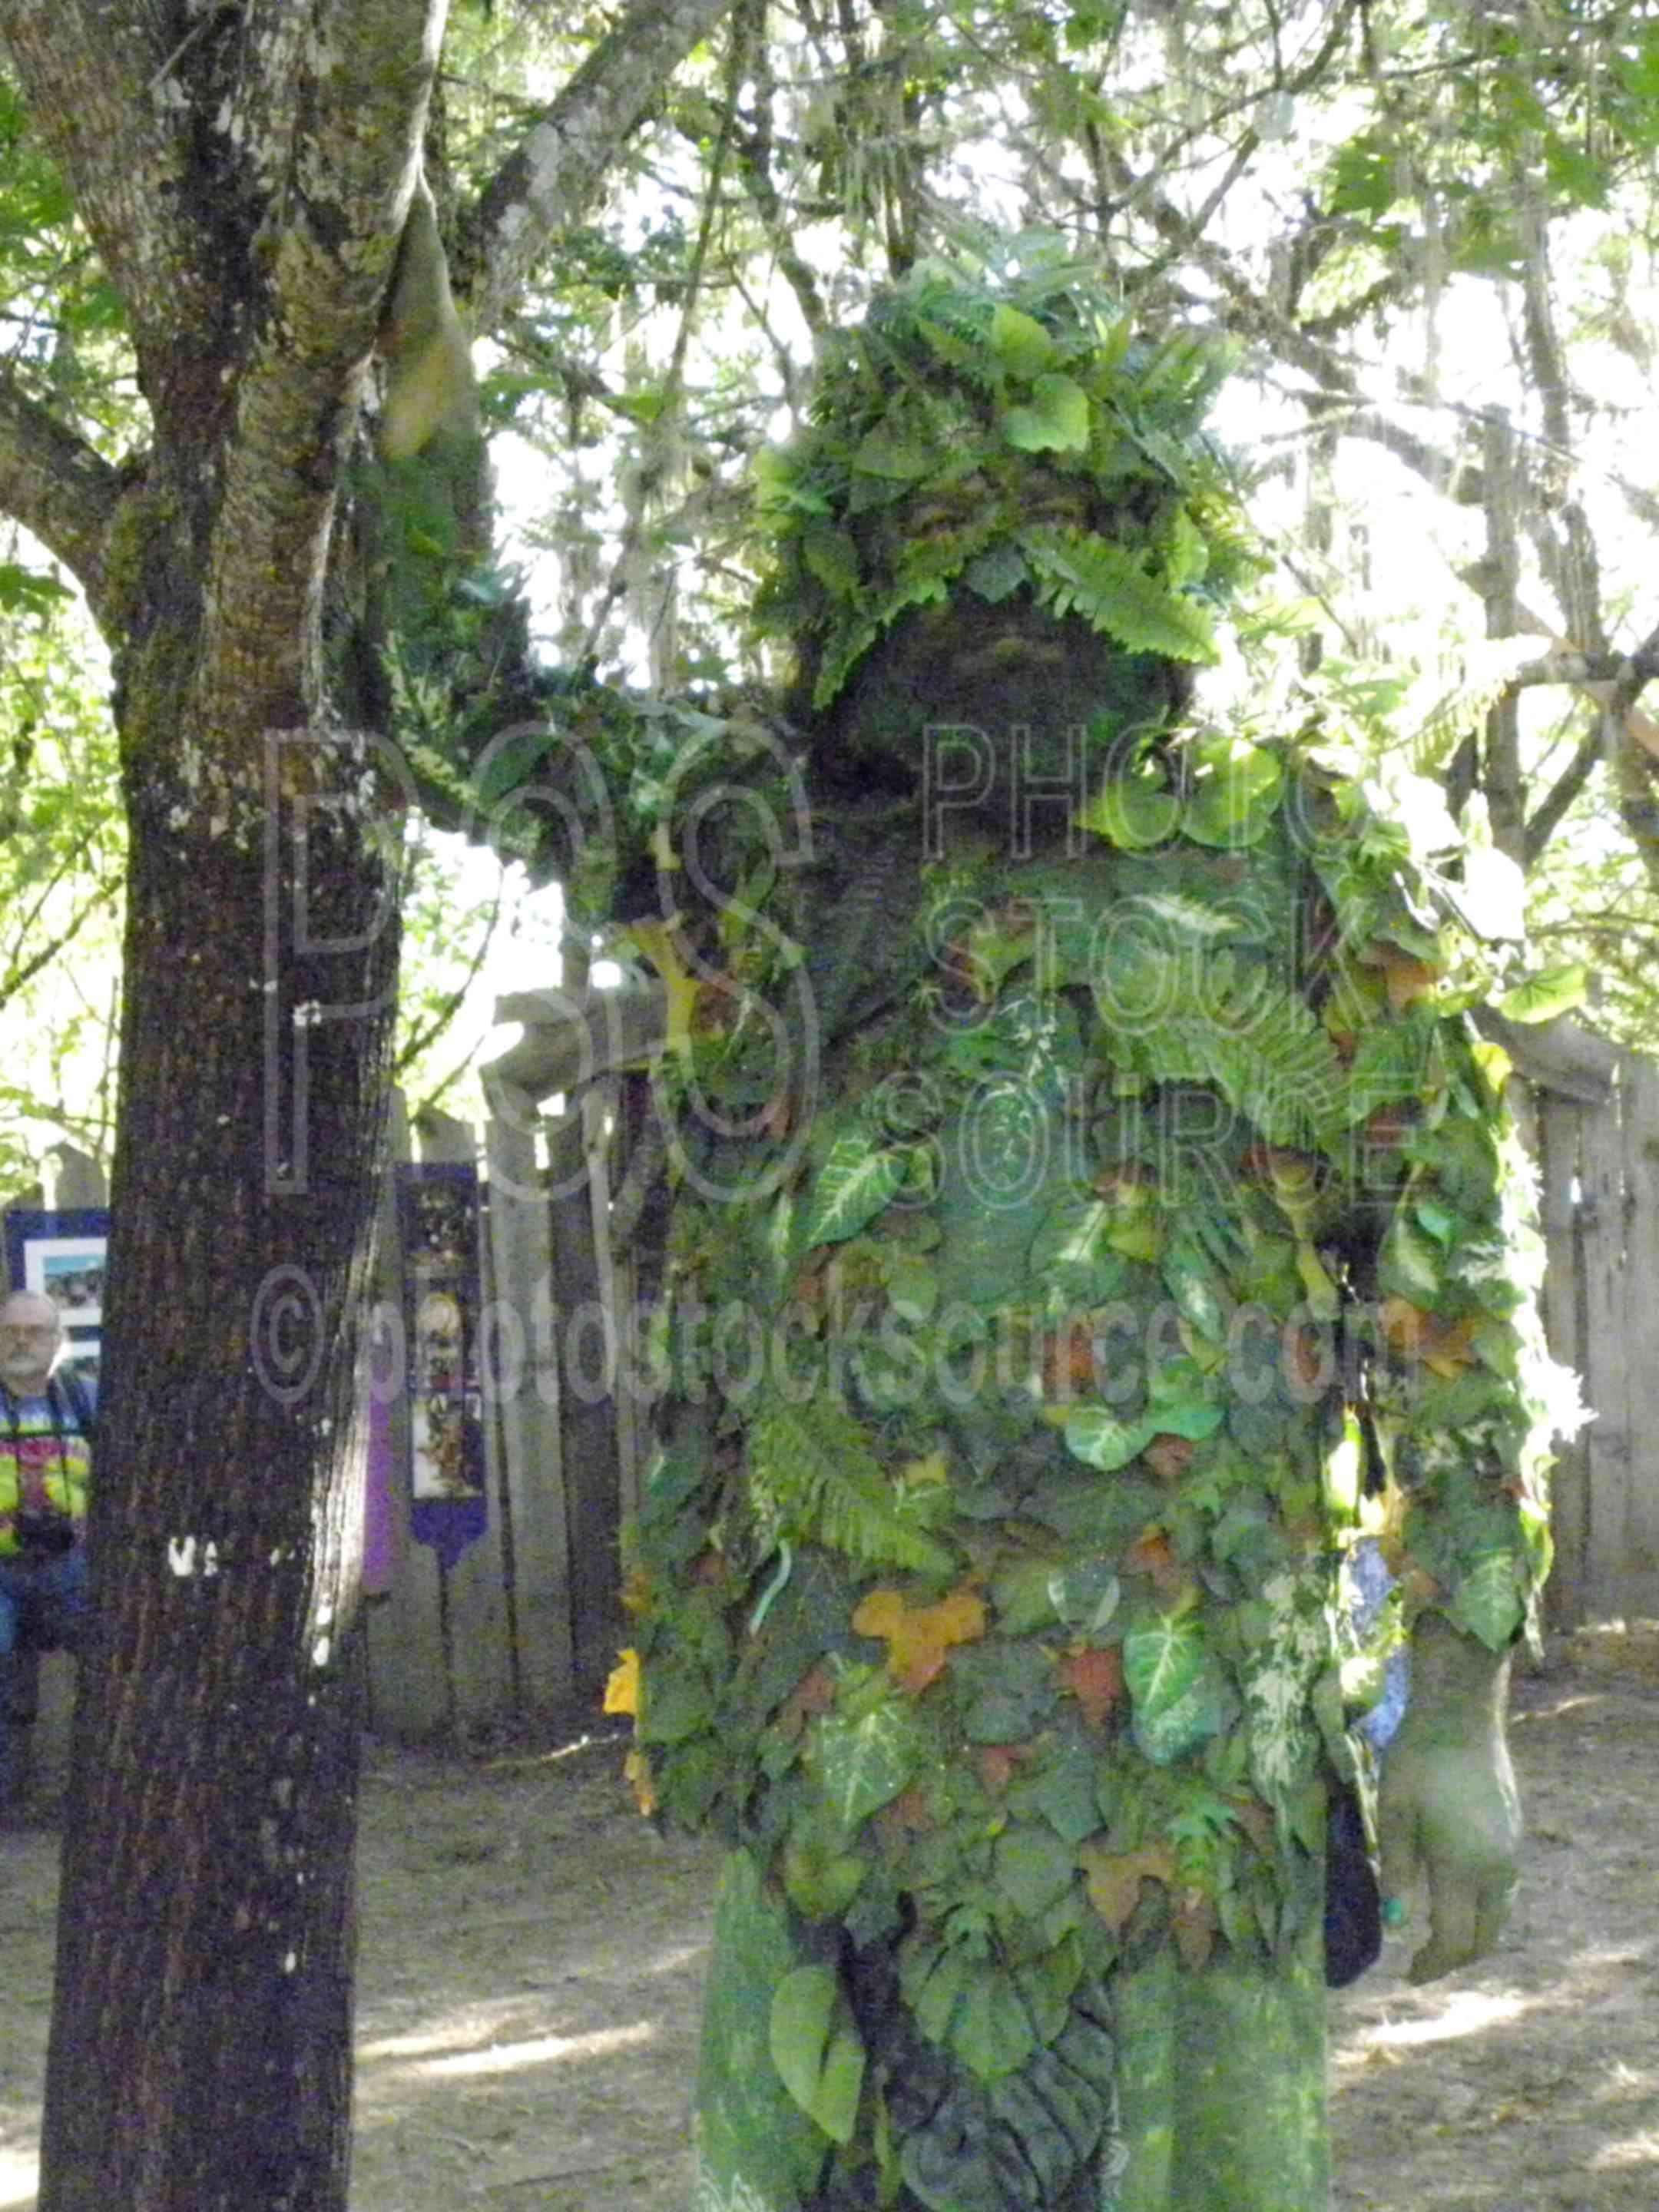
[624,1747,657,1817]
[623,917,703,1057]
[897,1450,949,1486]
[603,1647,641,1717]
[853,1582,988,1693]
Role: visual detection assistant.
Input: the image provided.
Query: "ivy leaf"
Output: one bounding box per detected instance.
[1002,372,1091,453]
[803,1132,910,1245]
[770,1965,866,2144]
[988,302,1058,376]
[949,1967,1038,2081]
[1012,1747,1106,1843]
[817,1698,923,1825]
[992,1822,1078,1919]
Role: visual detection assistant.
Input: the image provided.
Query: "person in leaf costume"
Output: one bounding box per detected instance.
[539,260,1568,2212]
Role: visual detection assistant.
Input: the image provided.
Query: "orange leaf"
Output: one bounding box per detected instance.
[1379,1296,1475,1377]
[876,1784,934,1841]
[1122,1529,1190,1609]
[853,1582,988,1694]
[1041,1323,1100,1396]
[978,1743,1034,1793]
[1144,1433,1195,1482]
[777,1664,838,1741]
[1361,939,1442,1011]
[1078,1841,1175,1932]
[1058,1644,1124,1729]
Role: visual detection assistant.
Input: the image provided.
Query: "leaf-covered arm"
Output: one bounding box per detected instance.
[1363,1017,1561,1651]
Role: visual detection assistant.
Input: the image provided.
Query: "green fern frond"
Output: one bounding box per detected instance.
[1021,529,1220,663]
[1097,950,1348,1147]
[750,1391,955,1578]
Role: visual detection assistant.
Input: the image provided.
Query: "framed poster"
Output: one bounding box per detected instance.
[4,1208,109,1390]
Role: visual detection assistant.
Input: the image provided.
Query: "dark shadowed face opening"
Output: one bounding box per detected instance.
[813,581,1193,837]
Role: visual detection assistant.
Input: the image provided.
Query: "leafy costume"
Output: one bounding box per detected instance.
[502,262,1565,2211]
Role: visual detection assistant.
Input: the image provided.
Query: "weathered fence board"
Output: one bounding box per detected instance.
[483,1109,574,1711]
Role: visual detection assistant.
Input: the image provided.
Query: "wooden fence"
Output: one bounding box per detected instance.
[1513,1017,1659,1628]
[7,1002,1659,1765]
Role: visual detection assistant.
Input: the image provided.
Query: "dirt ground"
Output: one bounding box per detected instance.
[1,1631,1657,2210]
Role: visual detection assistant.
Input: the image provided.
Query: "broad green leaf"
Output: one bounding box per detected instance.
[1048,1558,1121,1635]
[992,1549,1067,1634]
[770,1965,866,2144]
[1163,1236,1226,1340]
[1181,733,1284,849]
[1448,1551,1525,1651]
[473,724,561,805]
[1143,1396,1225,1443]
[697,1852,837,2200]
[949,1967,1038,2081]
[1063,1406,1151,1472]
[885,1253,939,1323]
[993,1823,1078,1919]
[1028,1191,1128,1306]
[1123,1614,1237,1764]
[906,1938,975,2044]
[1496,962,1588,1025]
[1376,1216,1442,1306]
[802,525,863,597]
[1075,763,1183,850]
[962,541,1031,604]
[803,1133,909,1245]
[1002,372,1091,453]
[988,303,1058,376]
[1013,1747,1107,1843]
[816,1700,922,1825]
[853,422,934,479]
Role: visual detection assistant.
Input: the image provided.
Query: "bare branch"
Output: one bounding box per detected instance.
[467,0,736,332]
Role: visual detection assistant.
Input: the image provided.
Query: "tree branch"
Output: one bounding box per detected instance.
[0,0,213,349]
[467,0,736,333]
[193,0,448,734]
[0,376,123,618]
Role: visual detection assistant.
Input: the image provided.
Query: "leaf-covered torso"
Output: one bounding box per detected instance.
[615,717,1558,2211]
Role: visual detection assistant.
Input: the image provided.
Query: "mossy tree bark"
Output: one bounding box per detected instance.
[0,3,735,2204]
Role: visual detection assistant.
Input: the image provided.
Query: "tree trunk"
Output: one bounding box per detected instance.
[41,697,399,2212]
